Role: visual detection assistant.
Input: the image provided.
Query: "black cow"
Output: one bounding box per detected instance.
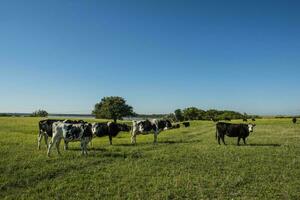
[91,122,130,145]
[292,117,297,124]
[243,118,248,122]
[252,118,256,122]
[182,122,190,127]
[216,122,256,145]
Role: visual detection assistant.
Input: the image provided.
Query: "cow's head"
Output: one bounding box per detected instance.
[164,120,172,130]
[248,124,256,132]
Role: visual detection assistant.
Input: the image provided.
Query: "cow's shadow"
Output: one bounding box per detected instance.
[246,143,281,147]
[67,147,108,152]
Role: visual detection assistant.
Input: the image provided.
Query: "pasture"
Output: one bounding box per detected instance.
[0,117,299,199]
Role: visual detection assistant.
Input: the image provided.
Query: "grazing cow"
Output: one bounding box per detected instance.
[47,121,93,156]
[131,119,172,144]
[216,122,255,145]
[292,117,297,124]
[252,118,256,122]
[182,122,190,127]
[38,119,86,150]
[172,124,180,129]
[243,118,248,122]
[91,122,130,145]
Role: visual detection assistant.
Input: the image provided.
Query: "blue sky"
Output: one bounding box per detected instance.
[0,0,299,115]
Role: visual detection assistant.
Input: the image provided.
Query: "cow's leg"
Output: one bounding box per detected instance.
[55,139,62,155]
[47,137,55,157]
[237,137,241,146]
[80,140,88,155]
[221,135,226,145]
[243,137,246,145]
[109,135,112,145]
[217,136,221,145]
[44,134,49,148]
[38,132,43,150]
[64,140,69,150]
[131,132,137,144]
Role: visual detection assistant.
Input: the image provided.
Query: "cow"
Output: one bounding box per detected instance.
[292,117,297,124]
[47,121,93,156]
[252,118,256,122]
[38,119,86,150]
[172,124,180,129]
[243,118,248,122]
[38,119,63,150]
[216,122,256,145]
[131,119,172,144]
[182,122,190,127]
[91,122,130,145]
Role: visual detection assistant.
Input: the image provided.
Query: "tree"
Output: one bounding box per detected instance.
[92,96,134,122]
[174,109,184,122]
[31,109,48,117]
[183,107,200,120]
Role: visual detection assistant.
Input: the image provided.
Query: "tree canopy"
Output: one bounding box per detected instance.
[31,109,48,117]
[92,96,134,122]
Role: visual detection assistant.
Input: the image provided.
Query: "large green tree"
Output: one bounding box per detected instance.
[183,107,201,120]
[92,96,134,122]
[174,109,184,122]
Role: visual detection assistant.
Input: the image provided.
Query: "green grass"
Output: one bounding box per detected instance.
[0,117,300,199]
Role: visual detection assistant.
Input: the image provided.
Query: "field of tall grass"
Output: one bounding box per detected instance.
[0,117,299,199]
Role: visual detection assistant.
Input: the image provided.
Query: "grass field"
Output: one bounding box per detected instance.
[0,117,299,199]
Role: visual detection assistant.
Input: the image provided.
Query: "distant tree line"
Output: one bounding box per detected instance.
[164,107,261,122]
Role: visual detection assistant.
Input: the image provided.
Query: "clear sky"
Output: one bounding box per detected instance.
[0,0,299,115]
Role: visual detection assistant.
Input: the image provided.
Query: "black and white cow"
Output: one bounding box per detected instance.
[216,122,256,145]
[91,122,130,145]
[47,121,92,156]
[38,119,63,149]
[131,119,172,144]
[38,119,86,150]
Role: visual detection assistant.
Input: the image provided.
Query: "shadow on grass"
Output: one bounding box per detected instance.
[247,143,281,147]
[68,147,108,152]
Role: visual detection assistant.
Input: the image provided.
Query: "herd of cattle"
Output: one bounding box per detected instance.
[38,117,297,156]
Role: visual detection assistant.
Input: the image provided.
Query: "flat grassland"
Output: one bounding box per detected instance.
[0,117,299,199]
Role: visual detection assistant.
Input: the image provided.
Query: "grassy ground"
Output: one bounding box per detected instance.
[0,117,299,199]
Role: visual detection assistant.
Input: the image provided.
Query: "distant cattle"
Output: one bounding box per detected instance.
[172,124,180,129]
[243,118,248,122]
[131,119,172,144]
[47,121,93,156]
[216,122,256,145]
[91,122,130,145]
[292,118,297,124]
[252,118,256,122]
[38,119,86,150]
[182,122,190,127]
